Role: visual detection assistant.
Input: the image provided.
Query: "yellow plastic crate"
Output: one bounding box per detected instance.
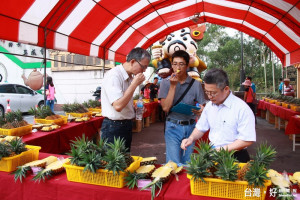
[63,156,142,188]
[187,172,271,200]
[65,112,92,118]
[0,145,41,172]
[0,124,32,136]
[88,108,102,112]
[34,117,65,125]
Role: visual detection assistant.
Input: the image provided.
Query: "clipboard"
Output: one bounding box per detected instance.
[170,102,200,116]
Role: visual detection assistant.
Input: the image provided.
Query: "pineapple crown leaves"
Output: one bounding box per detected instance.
[253,142,277,168]
[78,151,103,173]
[186,154,213,183]
[0,142,12,160]
[244,160,269,188]
[103,150,127,175]
[67,145,84,166]
[193,141,214,162]
[32,169,53,183]
[212,147,236,165]
[12,165,31,183]
[215,157,239,182]
[124,171,146,189]
[141,179,163,200]
[7,138,27,155]
[70,135,96,154]
[106,137,128,154]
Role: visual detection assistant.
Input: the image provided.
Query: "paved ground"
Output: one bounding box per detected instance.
[131,117,300,173]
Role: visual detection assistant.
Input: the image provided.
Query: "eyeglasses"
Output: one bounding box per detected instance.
[136,60,147,70]
[204,90,219,97]
[172,62,186,68]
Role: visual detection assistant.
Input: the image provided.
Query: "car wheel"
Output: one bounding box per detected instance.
[0,106,4,117]
[38,101,44,108]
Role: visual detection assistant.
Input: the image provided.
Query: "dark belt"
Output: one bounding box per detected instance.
[166,118,195,125]
[104,117,132,124]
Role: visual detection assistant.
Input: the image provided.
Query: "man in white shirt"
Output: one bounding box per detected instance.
[101,48,151,151]
[181,68,256,162]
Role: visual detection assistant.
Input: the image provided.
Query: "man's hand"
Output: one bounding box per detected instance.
[169,73,178,86]
[132,73,145,87]
[191,104,204,116]
[181,137,193,150]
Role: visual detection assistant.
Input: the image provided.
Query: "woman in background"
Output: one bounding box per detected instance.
[45,76,55,112]
[242,80,255,115]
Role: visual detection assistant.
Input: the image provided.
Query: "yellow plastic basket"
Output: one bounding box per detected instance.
[65,112,92,118]
[88,108,102,112]
[187,172,271,200]
[63,156,142,188]
[0,124,32,136]
[34,116,65,125]
[0,145,41,172]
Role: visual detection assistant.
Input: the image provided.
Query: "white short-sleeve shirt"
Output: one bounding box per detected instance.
[196,92,256,148]
[101,65,135,120]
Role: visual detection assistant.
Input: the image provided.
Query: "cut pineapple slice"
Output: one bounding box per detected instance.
[140,157,157,166]
[136,165,155,178]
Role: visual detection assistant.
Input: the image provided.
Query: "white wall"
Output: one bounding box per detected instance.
[52,70,103,104]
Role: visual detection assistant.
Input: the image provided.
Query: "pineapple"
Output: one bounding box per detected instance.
[142,161,181,200]
[243,143,276,187]
[32,159,69,182]
[254,142,277,168]
[12,156,58,183]
[140,157,157,166]
[136,165,155,179]
[8,137,27,155]
[215,155,239,181]
[103,150,127,175]
[237,161,251,180]
[0,142,11,160]
[245,160,269,187]
[186,154,213,183]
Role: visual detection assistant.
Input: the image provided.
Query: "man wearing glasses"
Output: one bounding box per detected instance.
[159,50,206,166]
[101,48,150,151]
[181,68,256,162]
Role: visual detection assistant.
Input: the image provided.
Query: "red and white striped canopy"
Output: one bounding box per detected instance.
[0,0,299,67]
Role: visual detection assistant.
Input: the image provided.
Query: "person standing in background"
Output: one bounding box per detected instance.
[149,77,159,100]
[242,80,255,115]
[283,78,295,97]
[45,76,55,112]
[101,47,151,152]
[140,81,151,99]
[278,78,284,94]
[246,76,256,94]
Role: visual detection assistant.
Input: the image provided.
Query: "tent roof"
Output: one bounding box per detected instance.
[0,0,299,67]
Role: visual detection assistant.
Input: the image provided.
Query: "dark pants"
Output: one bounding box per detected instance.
[233,149,250,163]
[100,118,133,152]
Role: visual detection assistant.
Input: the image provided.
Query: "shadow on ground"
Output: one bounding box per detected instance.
[131,117,300,172]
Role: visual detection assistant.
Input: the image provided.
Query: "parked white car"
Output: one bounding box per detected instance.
[0,83,44,116]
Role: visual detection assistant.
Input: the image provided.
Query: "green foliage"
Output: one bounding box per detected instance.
[83,99,101,108]
[198,23,283,93]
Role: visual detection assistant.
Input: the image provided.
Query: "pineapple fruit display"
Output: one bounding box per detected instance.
[140,161,183,200]
[32,158,69,182]
[62,103,89,114]
[12,155,58,182]
[67,135,134,174]
[29,106,64,125]
[0,111,28,129]
[0,137,27,160]
[186,141,276,198]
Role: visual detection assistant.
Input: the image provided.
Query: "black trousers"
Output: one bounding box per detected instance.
[100,118,133,152]
[233,149,250,163]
